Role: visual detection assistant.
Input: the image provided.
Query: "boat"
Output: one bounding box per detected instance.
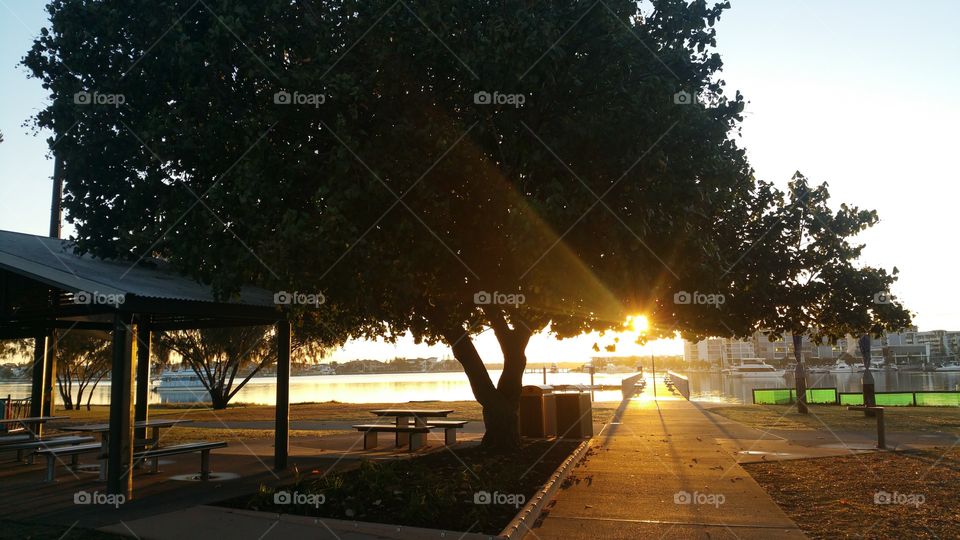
[828,359,864,373]
[728,358,785,378]
[152,369,206,392]
[806,366,830,374]
[935,362,960,372]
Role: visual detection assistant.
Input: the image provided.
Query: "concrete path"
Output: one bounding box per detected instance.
[525,389,807,539]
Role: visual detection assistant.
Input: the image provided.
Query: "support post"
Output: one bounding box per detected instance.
[107,314,136,499]
[274,319,291,470]
[30,336,48,424]
[42,331,57,417]
[134,326,152,447]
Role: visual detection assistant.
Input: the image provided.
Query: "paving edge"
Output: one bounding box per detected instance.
[160,506,499,540]
[498,437,593,540]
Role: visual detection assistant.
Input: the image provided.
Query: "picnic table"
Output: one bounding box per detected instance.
[0,416,68,439]
[71,419,193,478]
[368,409,453,447]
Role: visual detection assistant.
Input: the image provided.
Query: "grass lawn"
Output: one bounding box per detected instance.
[704,404,960,435]
[157,427,354,445]
[745,447,960,539]
[221,438,582,535]
[53,400,619,426]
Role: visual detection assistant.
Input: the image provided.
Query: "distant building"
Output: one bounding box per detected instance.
[684,326,957,369]
[683,337,754,364]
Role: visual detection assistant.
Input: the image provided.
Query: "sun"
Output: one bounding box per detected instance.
[628,314,649,333]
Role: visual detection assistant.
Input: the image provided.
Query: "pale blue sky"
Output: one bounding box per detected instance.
[1,1,956,362]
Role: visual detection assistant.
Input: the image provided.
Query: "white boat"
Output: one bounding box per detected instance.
[806,366,830,374]
[828,359,864,373]
[152,369,206,391]
[935,362,960,372]
[728,358,785,378]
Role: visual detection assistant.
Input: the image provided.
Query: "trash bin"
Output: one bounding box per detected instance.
[519,385,556,438]
[555,391,593,439]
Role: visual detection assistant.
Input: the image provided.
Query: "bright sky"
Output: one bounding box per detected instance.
[1,1,956,363]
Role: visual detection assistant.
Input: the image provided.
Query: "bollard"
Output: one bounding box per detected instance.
[847,406,885,449]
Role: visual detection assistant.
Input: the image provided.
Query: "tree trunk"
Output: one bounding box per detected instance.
[443,314,531,450]
[210,389,230,410]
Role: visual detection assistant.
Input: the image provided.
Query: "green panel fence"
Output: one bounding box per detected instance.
[914,392,960,407]
[753,388,837,405]
[755,389,960,406]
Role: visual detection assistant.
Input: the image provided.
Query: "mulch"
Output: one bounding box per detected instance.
[744,447,960,539]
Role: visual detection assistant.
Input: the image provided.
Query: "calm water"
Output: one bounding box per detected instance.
[3,369,957,407]
[0,370,627,406]
[686,370,960,404]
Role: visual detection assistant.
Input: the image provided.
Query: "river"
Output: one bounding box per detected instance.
[2,369,957,406]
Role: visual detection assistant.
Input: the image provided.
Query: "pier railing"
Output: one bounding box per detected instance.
[666,371,690,400]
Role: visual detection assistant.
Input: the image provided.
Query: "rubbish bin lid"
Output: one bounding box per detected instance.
[521,385,554,395]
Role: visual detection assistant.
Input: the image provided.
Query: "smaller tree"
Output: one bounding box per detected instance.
[55,332,112,410]
[156,326,273,409]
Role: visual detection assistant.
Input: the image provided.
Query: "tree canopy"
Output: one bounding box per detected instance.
[24,0,910,446]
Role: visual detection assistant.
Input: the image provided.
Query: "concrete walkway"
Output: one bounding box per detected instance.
[525,389,807,539]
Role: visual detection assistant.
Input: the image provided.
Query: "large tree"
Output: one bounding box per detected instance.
[24,0,909,447]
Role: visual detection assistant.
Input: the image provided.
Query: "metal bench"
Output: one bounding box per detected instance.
[133,441,228,480]
[352,424,431,451]
[0,435,95,463]
[425,420,469,445]
[35,442,102,482]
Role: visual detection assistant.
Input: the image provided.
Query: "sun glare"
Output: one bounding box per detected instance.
[628,314,649,333]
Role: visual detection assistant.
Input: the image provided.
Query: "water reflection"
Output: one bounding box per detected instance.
[3,369,957,407]
[0,370,626,406]
[687,370,960,404]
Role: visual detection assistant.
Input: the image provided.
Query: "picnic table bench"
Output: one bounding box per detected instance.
[0,416,68,438]
[353,409,468,451]
[69,419,194,480]
[1,435,95,463]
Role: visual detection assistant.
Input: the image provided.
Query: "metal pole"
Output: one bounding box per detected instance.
[542,366,547,385]
[274,319,291,470]
[652,355,657,400]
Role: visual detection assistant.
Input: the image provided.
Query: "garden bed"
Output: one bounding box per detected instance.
[219,439,582,535]
[744,447,960,539]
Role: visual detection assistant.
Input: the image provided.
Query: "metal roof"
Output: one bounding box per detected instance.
[0,229,276,308]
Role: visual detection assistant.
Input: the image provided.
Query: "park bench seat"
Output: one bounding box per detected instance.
[0,435,95,463]
[0,434,33,445]
[133,441,228,480]
[35,443,102,482]
[352,424,430,451]
[425,420,469,445]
